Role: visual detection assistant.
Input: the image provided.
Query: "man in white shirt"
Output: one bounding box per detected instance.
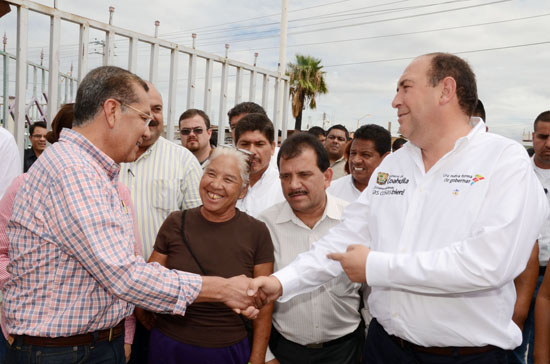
[0,127,21,199]
[235,113,284,217]
[249,53,548,364]
[259,132,362,364]
[328,124,390,202]
[119,82,202,364]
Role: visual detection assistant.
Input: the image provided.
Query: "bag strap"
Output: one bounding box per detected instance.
[180,210,207,275]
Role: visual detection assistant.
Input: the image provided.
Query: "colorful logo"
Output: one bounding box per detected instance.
[470,174,485,185]
[452,189,460,196]
[377,172,389,185]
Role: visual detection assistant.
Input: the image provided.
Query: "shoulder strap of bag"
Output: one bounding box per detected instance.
[181,210,207,275]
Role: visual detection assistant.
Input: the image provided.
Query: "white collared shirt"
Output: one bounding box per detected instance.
[274,119,548,349]
[259,194,361,345]
[327,174,362,202]
[120,137,202,259]
[531,157,550,265]
[0,127,21,199]
[236,163,284,218]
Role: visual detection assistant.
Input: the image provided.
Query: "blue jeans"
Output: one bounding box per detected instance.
[5,333,125,364]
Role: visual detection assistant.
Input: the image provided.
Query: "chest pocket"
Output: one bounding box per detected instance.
[152,179,180,212]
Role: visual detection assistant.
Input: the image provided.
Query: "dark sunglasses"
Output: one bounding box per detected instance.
[180,127,204,135]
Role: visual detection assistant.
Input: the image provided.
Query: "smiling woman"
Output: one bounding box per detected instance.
[136,147,275,364]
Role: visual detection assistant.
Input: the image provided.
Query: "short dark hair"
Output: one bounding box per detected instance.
[425,53,478,117]
[227,102,266,122]
[46,103,74,144]
[473,99,486,122]
[235,113,274,144]
[73,66,148,127]
[534,111,550,132]
[179,108,211,129]
[308,126,326,138]
[29,121,47,137]
[392,137,407,151]
[278,132,330,172]
[327,124,349,140]
[354,124,391,156]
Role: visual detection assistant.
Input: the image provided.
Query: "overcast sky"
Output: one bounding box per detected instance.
[2,0,549,142]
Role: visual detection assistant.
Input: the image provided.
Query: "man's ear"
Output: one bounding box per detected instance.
[439,76,457,106]
[103,98,119,128]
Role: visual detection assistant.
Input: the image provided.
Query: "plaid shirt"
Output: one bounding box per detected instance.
[4,129,202,337]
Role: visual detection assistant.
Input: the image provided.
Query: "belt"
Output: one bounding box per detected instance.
[273,326,358,349]
[12,320,125,347]
[389,334,496,356]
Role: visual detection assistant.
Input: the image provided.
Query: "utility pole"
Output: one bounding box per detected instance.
[277,0,288,138]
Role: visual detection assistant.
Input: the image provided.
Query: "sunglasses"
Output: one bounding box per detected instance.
[180,127,205,135]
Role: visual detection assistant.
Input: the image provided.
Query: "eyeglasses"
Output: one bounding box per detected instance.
[31,134,47,139]
[122,103,153,127]
[180,127,204,135]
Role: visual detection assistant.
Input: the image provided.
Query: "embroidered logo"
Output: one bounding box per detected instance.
[377,172,389,185]
[470,174,485,185]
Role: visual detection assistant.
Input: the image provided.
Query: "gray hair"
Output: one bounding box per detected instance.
[73,66,148,127]
[203,146,250,187]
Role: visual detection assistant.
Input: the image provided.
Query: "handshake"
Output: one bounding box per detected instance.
[219,244,371,319]
[218,275,283,319]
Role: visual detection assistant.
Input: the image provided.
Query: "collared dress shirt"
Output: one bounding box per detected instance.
[0,173,142,344]
[120,136,202,260]
[327,174,361,202]
[23,148,39,173]
[0,127,20,199]
[532,157,550,266]
[274,119,548,349]
[258,194,361,346]
[330,157,347,180]
[236,163,285,218]
[4,129,202,337]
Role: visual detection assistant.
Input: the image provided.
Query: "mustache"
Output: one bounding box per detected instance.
[288,189,307,197]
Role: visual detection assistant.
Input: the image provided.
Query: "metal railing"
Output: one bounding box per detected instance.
[4,0,290,159]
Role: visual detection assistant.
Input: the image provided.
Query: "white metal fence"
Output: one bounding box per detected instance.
[3,0,290,158]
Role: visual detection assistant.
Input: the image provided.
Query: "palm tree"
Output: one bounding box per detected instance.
[287,54,328,130]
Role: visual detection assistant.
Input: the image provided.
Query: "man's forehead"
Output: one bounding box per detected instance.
[238,130,269,143]
[397,56,430,84]
[328,129,346,136]
[180,115,206,128]
[535,121,550,132]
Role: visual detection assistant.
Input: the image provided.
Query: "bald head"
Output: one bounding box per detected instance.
[140,82,164,150]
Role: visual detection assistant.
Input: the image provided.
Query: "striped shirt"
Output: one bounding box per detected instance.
[4,129,202,337]
[120,137,202,260]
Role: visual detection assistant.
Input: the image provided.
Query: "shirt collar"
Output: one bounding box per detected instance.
[135,137,161,163]
[275,193,341,228]
[59,128,120,180]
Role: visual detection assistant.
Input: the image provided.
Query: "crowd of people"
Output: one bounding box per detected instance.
[0,51,549,364]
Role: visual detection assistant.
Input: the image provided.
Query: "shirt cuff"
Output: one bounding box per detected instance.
[172,271,203,315]
[272,265,300,303]
[366,251,392,287]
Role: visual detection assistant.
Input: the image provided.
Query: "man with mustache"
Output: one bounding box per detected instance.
[178,109,213,166]
[258,132,363,364]
[234,113,284,217]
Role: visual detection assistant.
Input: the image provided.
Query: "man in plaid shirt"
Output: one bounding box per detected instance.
[3,66,258,364]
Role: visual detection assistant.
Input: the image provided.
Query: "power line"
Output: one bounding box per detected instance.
[164,0,411,40]
[159,0,356,36]
[198,0,511,47]
[193,0,472,42]
[226,13,549,53]
[323,41,550,68]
